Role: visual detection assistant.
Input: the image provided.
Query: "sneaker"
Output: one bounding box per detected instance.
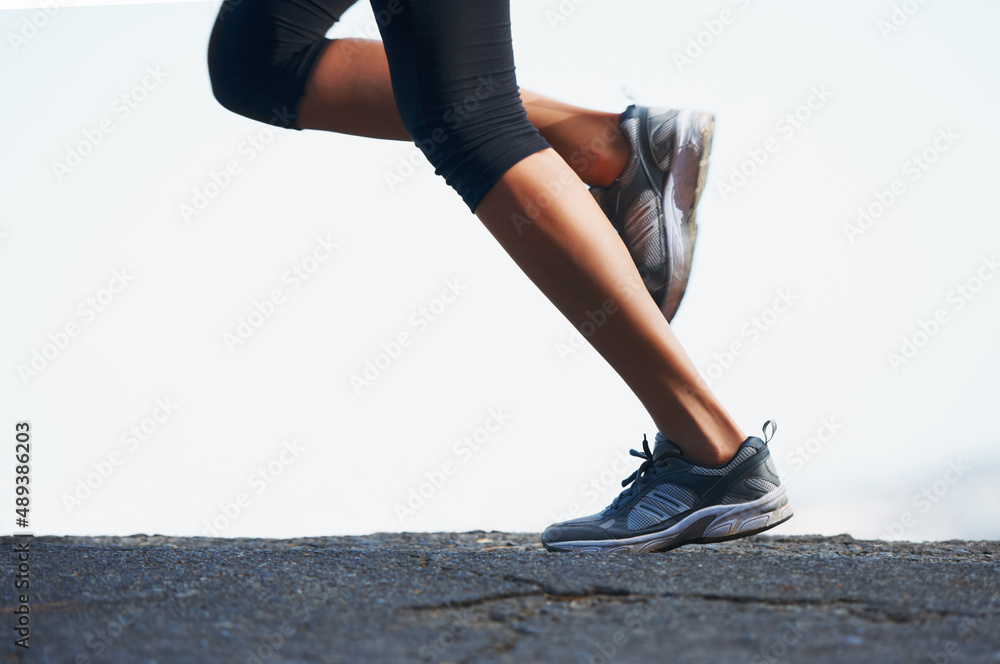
[542,421,793,553]
[590,105,714,322]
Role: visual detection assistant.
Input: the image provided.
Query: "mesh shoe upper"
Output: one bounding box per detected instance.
[591,106,678,303]
[590,105,712,322]
[542,432,783,545]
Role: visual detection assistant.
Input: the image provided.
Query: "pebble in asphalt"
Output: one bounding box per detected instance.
[2,532,999,663]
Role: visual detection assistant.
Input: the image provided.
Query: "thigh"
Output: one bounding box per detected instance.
[368,0,550,211]
[368,0,520,131]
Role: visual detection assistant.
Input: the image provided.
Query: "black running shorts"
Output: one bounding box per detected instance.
[207,0,552,211]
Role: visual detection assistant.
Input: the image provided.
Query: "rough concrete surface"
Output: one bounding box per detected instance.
[2,532,999,663]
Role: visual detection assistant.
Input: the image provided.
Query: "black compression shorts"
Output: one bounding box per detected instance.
[207,0,552,211]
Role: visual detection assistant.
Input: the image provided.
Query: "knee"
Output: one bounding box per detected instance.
[399,74,500,162]
[206,58,244,122]
[206,0,325,129]
[206,2,259,121]
[399,76,550,211]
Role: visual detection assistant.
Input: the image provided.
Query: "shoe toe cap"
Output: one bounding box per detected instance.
[542,520,615,545]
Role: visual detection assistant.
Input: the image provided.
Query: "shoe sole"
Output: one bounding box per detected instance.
[543,485,793,554]
[660,109,715,322]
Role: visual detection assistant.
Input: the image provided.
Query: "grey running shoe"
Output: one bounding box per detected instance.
[590,105,715,322]
[542,421,793,553]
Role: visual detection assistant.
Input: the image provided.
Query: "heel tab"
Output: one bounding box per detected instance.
[620,86,639,107]
[761,419,777,444]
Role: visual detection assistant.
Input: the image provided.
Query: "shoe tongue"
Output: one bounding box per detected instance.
[652,432,681,458]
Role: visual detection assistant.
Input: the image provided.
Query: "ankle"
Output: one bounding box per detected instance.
[575,115,629,188]
[684,437,743,466]
[659,418,745,466]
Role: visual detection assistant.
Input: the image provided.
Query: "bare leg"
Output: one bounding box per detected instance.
[298,40,744,464]
[474,149,744,465]
[297,39,628,187]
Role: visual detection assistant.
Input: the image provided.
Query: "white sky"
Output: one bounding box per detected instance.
[2,0,999,542]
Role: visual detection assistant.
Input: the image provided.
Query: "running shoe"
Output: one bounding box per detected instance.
[590,105,714,322]
[542,421,793,553]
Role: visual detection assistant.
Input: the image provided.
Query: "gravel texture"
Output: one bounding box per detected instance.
[2,532,999,663]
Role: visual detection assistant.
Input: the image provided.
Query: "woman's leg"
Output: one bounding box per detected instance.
[208,0,627,188]
[359,0,743,465]
[206,0,795,551]
[474,150,744,465]
[296,38,629,188]
[207,0,744,464]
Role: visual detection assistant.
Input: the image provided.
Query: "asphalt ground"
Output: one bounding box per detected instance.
[2,532,999,663]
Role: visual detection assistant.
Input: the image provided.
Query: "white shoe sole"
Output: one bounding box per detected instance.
[545,485,793,554]
[660,109,715,322]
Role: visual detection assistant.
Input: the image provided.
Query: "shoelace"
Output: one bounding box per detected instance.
[609,435,681,511]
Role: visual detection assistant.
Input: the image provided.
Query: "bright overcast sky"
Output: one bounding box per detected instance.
[2,0,999,542]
